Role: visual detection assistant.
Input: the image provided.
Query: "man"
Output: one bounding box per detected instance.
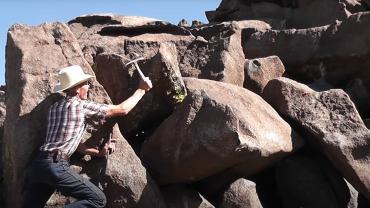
[23,65,152,208]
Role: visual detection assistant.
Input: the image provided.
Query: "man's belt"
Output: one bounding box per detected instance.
[39,150,69,162]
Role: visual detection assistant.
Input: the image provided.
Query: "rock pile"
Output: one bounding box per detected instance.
[1,1,370,207]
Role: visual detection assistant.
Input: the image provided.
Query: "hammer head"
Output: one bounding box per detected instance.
[124,57,145,66]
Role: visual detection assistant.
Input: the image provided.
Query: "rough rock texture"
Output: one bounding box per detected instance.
[161,184,215,208]
[67,13,193,106]
[67,14,193,66]
[206,0,368,29]
[94,42,187,138]
[4,22,165,208]
[90,125,166,208]
[244,55,285,94]
[237,20,272,49]
[46,128,167,207]
[246,12,370,116]
[182,21,245,86]
[4,22,98,207]
[141,77,301,185]
[4,5,370,207]
[220,178,263,208]
[235,20,272,31]
[263,77,370,200]
[244,25,323,68]
[245,12,370,80]
[68,14,247,136]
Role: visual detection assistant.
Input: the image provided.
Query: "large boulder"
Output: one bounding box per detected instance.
[84,124,166,208]
[235,20,272,32]
[245,12,370,81]
[263,77,370,199]
[206,0,367,29]
[246,12,370,116]
[4,22,165,208]
[182,21,245,86]
[67,15,194,131]
[5,22,97,207]
[220,178,263,208]
[141,77,302,185]
[67,13,193,66]
[68,14,246,137]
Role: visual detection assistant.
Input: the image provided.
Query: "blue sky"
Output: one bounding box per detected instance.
[0,0,220,86]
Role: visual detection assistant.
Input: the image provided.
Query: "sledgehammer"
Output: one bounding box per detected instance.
[125,57,148,81]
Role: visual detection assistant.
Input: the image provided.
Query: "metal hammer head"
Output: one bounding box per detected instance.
[124,57,147,80]
[124,57,145,66]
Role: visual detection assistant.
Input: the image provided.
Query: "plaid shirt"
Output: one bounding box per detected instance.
[40,96,108,156]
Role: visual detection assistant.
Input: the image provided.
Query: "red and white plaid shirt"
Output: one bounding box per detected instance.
[40,96,108,156]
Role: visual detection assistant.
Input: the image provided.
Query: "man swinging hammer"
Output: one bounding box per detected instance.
[22,65,152,208]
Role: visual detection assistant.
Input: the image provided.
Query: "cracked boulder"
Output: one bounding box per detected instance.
[263,77,370,199]
[141,77,301,185]
[68,14,246,136]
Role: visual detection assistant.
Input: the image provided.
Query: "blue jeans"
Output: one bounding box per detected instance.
[22,153,106,208]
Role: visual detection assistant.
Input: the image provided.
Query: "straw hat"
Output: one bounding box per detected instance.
[53,65,94,93]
